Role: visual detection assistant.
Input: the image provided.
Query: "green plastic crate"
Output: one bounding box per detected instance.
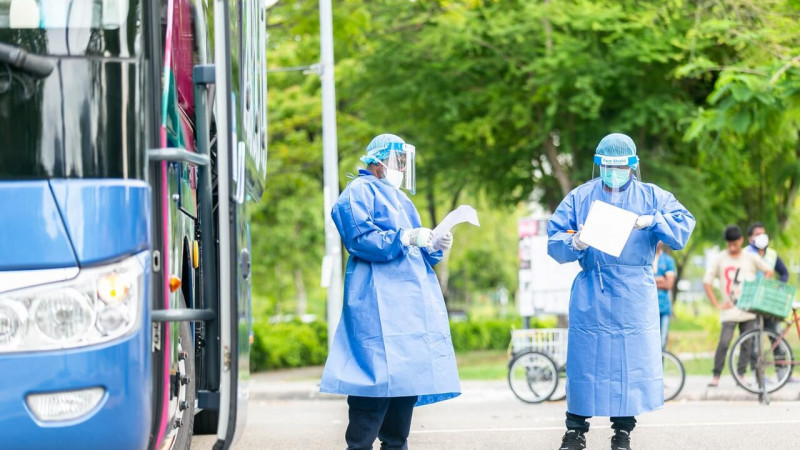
[737,278,796,318]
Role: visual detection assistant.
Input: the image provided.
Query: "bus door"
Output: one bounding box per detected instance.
[210,0,268,446]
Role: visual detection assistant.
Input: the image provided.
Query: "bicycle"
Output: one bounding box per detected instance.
[507,328,565,404]
[729,303,800,396]
[508,329,686,403]
[662,350,686,402]
[727,278,798,402]
[508,349,559,404]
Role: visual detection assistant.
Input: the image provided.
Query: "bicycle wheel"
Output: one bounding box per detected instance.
[547,365,567,402]
[662,351,685,402]
[729,328,794,395]
[508,351,558,404]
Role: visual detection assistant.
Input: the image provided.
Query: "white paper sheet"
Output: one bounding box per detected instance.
[433,205,480,241]
[579,200,638,257]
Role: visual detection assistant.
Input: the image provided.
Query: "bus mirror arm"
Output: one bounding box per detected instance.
[148,148,210,166]
[152,308,216,322]
[0,42,53,78]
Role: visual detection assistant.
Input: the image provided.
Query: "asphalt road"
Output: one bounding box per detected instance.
[191,371,800,449]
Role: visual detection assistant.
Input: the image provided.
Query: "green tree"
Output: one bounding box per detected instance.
[343,0,800,295]
[683,0,800,240]
[256,0,800,318]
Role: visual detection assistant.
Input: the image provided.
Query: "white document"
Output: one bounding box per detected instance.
[433,205,480,241]
[579,200,638,257]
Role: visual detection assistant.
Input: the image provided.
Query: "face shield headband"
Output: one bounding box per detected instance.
[592,154,641,190]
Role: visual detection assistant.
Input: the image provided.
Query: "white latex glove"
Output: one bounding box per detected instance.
[634,215,654,229]
[571,225,588,251]
[401,227,433,248]
[432,232,453,251]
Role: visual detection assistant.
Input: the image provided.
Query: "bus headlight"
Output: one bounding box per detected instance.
[96,305,129,335]
[0,254,146,353]
[0,301,27,346]
[31,290,94,342]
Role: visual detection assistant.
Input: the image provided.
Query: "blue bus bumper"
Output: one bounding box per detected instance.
[0,326,152,450]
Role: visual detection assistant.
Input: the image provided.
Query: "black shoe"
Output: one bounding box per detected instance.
[558,430,586,450]
[610,429,631,450]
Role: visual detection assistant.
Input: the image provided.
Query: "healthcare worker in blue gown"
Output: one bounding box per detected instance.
[548,134,695,450]
[320,134,461,450]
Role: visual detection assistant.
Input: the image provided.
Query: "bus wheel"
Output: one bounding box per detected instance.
[169,298,196,449]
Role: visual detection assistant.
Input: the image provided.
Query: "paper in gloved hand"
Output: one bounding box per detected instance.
[579,200,638,257]
[432,205,480,242]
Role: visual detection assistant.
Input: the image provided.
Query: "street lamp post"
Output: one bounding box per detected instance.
[319,0,342,348]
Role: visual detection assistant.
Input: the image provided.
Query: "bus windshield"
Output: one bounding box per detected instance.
[0,0,138,57]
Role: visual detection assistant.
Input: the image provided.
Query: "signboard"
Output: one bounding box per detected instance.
[518,217,581,316]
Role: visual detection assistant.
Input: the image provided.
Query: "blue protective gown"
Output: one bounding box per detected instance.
[319,170,461,406]
[548,178,695,417]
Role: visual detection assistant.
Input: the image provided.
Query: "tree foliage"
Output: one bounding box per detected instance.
[257,0,800,316]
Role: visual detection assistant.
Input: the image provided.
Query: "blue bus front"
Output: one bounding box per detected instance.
[0,1,153,448]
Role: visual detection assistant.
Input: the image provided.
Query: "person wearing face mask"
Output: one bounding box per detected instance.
[704,225,774,388]
[319,134,460,450]
[548,133,695,450]
[745,222,791,379]
[746,222,789,283]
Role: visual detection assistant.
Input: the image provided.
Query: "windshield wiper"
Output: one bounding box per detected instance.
[0,42,53,78]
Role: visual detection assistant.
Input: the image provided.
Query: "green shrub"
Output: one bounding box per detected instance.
[530,316,559,329]
[671,301,720,334]
[251,319,328,371]
[450,321,486,351]
[250,315,555,369]
[450,317,528,352]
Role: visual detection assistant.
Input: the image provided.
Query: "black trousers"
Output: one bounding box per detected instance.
[713,319,757,377]
[345,396,418,450]
[566,412,636,433]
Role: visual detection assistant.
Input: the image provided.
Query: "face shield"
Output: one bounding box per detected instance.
[592,154,641,190]
[377,142,416,194]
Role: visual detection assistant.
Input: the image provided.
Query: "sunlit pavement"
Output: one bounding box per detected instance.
[192,369,800,449]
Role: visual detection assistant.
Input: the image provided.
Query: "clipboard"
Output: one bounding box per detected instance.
[578,200,638,257]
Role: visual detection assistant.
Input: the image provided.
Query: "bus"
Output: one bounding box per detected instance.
[0,0,268,448]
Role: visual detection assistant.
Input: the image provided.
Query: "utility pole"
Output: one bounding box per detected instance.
[319,0,342,348]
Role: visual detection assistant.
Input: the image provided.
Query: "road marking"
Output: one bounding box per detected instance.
[411,419,800,435]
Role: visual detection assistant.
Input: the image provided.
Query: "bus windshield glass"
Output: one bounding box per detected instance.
[0,0,138,57]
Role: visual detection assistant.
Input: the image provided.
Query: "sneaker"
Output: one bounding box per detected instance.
[610,429,631,450]
[558,430,586,450]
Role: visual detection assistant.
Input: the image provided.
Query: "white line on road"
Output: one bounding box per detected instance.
[411,419,800,435]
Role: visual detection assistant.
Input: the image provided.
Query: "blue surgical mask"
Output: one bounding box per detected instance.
[602,167,631,189]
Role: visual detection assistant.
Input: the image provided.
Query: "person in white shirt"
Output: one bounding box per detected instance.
[704,225,773,387]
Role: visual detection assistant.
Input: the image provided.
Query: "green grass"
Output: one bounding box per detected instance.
[456,349,718,379]
[667,330,718,354]
[680,357,714,376]
[454,312,800,380]
[456,349,719,378]
[669,302,721,333]
[456,350,508,380]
